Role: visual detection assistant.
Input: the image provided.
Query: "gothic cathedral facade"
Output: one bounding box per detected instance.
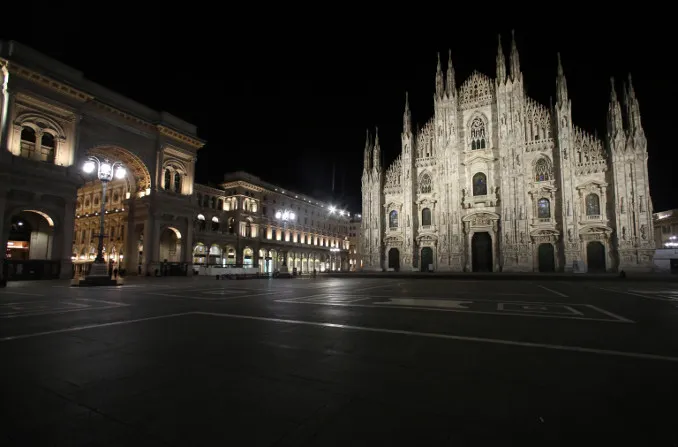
[361,32,655,273]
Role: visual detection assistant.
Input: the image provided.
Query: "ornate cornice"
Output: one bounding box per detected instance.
[220,180,264,193]
[8,62,93,102]
[157,125,204,149]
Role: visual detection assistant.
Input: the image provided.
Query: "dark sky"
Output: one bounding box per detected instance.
[2,9,673,214]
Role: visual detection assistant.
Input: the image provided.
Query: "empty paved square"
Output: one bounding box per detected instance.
[1,277,677,445]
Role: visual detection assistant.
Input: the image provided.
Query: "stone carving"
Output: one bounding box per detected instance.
[505,231,511,243]
[471,213,493,226]
[567,228,573,242]
[520,232,525,243]
[459,71,494,109]
[621,227,627,240]
[640,224,647,240]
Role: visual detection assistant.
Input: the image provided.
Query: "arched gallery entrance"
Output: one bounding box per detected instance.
[420,247,433,272]
[587,241,606,272]
[388,248,400,271]
[472,232,492,272]
[3,210,59,280]
[538,243,555,272]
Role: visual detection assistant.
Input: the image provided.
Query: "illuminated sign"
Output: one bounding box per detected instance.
[7,241,29,249]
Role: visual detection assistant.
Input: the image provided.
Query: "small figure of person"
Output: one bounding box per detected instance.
[113,268,118,279]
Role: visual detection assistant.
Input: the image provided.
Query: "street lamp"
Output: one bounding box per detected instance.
[81,156,126,282]
[275,209,296,275]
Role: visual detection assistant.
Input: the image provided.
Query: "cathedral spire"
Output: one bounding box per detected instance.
[625,73,645,140]
[372,126,381,172]
[607,79,624,148]
[435,52,444,98]
[496,34,506,84]
[403,91,412,134]
[363,129,372,173]
[446,49,456,96]
[556,53,569,105]
[509,29,521,81]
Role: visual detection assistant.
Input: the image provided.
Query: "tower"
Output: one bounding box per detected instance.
[609,75,654,270]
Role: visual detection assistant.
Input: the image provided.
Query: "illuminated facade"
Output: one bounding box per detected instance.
[653,209,678,249]
[362,32,655,273]
[1,40,203,280]
[191,172,351,274]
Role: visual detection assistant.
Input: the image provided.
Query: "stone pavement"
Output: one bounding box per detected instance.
[1,277,677,445]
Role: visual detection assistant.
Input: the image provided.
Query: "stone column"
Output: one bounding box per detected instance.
[0,193,8,282]
[142,215,154,275]
[184,218,194,266]
[58,199,76,279]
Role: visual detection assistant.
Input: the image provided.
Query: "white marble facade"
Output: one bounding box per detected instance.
[361,32,655,273]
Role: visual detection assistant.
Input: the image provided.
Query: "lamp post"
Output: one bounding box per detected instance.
[81,156,126,283]
[275,209,295,275]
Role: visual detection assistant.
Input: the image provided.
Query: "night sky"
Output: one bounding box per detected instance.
[2,10,672,214]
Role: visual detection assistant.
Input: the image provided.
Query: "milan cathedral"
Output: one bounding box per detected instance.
[361,31,654,273]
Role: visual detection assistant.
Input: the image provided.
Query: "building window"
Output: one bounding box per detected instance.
[19,127,36,159]
[419,173,432,194]
[534,158,552,182]
[586,193,600,216]
[422,208,432,226]
[389,210,398,228]
[470,117,486,150]
[164,170,171,190]
[40,133,55,163]
[537,198,551,219]
[228,217,235,234]
[174,173,182,193]
[472,172,487,196]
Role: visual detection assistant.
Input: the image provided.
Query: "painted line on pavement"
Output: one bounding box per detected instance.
[0,291,44,296]
[74,298,130,306]
[0,312,193,342]
[0,304,130,319]
[597,287,678,302]
[1,311,668,362]
[145,291,274,301]
[536,285,569,298]
[194,312,677,362]
[273,299,633,323]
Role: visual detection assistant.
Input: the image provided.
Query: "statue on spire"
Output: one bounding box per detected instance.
[509,29,521,81]
[446,49,456,96]
[496,34,506,84]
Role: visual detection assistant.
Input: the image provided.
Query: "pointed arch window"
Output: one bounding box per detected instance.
[586,193,600,216]
[470,117,486,150]
[419,173,432,194]
[472,172,487,196]
[534,158,552,182]
[422,208,432,226]
[537,198,551,219]
[389,210,398,228]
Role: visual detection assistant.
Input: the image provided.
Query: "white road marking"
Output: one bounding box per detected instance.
[0,311,667,362]
[275,298,633,323]
[585,305,635,323]
[194,312,677,362]
[0,312,192,342]
[375,298,474,309]
[145,291,274,301]
[536,285,569,298]
[73,298,130,306]
[353,283,400,292]
[0,291,44,296]
[597,287,678,302]
[0,305,129,319]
